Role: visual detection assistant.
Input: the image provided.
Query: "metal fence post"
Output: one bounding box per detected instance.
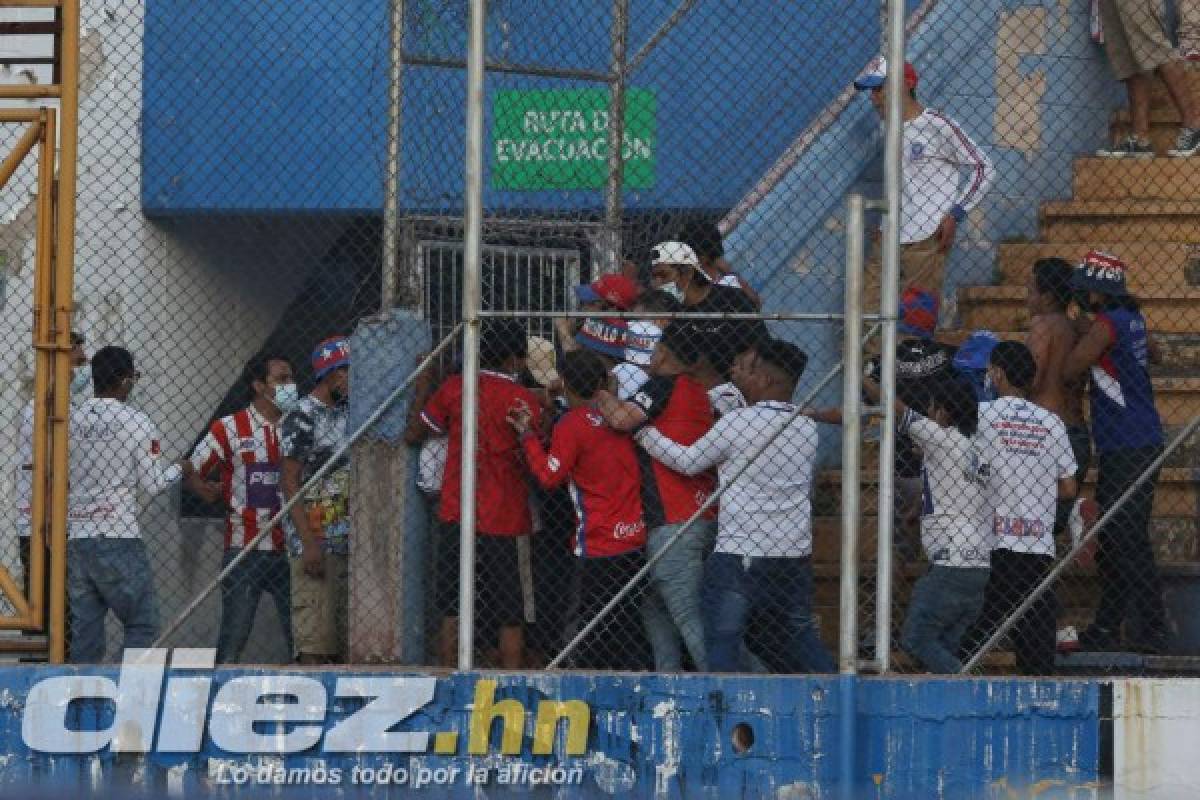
[457,0,487,671]
[380,0,407,309]
[874,0,906,675]
[602,0,630,275]
[839,193,866,799]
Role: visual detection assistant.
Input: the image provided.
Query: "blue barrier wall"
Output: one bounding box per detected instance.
[0,665,1101,799]
[142,0,918,215]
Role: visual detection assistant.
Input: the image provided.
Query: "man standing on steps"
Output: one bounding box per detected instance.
[1095,0,1200,157]
[1025,258,1097,540]
[854,56,995,318]
[1064,251,1169,653]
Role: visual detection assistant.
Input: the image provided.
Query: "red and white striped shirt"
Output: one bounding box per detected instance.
[190,406,284,551]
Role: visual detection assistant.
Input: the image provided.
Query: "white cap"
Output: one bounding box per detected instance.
[650,241,699,268]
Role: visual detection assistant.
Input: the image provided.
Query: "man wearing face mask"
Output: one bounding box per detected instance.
[280,336,352,664]
[67,346,194,662]
[16,331,89,652]
[647,241,767,381]
[187,353,296,663]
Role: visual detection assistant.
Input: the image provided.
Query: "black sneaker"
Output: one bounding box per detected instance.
[1097,137,1154,159]
[1168,127,1200,158]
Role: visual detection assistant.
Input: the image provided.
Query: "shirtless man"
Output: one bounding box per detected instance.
[1025,258,1093,534]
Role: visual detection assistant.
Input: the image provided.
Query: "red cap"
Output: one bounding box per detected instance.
[576,274,640,310]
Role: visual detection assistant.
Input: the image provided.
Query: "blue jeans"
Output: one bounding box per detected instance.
[640,520,716,671]
[901,565,990,673]
[702,552,834,673]
[67,538,159,664]
[217,549,293,664]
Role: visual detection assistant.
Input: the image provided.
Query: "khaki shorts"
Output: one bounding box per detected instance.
[863,234,948,317]
[290,551,349,659]
[1098,0,1174,80]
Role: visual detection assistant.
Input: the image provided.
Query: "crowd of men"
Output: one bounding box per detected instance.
[13,15,1184,668]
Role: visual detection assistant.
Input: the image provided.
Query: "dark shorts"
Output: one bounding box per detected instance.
[435,522,526,630]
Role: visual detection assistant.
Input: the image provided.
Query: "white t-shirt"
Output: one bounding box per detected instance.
[899,109,995,244]
[898,408,990,568]
[416,435,448,495]
[614,361,649,401]
[975,396,1076,557]
[66,397,183,539]
[636,401,816,558]
[708,382,747,418]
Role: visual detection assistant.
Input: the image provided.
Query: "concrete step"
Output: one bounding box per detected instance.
[1150,65,1200,109]
[996,242,1196,288]
[1040,200,1200,242]
[1074,158,1200,201]
[936,330,1200,372]
[1163,423,1200,467]
[958,285,1200,334]
[1110,109,1187,157]
[815,468,1200,523]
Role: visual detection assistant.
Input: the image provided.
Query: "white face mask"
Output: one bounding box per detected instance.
[69,365,92,399]
[660,281,685,303]
[273,382,301,413]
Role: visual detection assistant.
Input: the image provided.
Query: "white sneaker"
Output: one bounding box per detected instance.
[1057,626,1081,654]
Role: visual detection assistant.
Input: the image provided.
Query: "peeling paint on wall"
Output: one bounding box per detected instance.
[994,8,1048,156]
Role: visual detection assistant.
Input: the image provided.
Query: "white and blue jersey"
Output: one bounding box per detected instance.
[1089,307,1163,454]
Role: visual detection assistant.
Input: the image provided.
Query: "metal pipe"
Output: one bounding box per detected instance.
[873,0,906,675]
[0,121,43,192]
[549,323,882,669]
[0,109,42,122]
[839,194,865,676]
[601,0,630,275]
[380,0,407,309]
[47,0,79,665]
[0,84,61,99]
[148,325,464,654]
[401,54,611,84]
[478,309,884,321]
[960,413,1200,673]
[623,0,701,77]
[457,0,487,671]
[1,0,65,7]
[27,107,55,629]
[837,195,866,799]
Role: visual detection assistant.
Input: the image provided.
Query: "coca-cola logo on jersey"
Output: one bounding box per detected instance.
[612,520,645,539]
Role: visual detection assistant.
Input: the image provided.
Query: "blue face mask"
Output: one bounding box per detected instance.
[273,382,301,413]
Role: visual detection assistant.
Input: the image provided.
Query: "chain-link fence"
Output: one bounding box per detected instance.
[1,0,1199,679]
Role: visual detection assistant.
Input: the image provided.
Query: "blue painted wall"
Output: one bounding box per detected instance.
[0,667,1100,799]
[142,0,919,215]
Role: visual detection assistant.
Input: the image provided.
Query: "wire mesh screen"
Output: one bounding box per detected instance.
[0,0,1197,679]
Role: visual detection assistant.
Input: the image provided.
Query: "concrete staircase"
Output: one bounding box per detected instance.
[810,66,1200,674]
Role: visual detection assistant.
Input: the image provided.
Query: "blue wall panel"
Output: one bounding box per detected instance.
[0,667,1100,798]
[142,1,922,215]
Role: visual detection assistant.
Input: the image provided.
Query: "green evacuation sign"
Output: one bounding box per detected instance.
[492,88,657,190]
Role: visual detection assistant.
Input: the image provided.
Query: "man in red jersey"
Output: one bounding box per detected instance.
[509,349,648,669]
[411,319,543,668]
[594,320,716,671]
[188,353,296,663]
